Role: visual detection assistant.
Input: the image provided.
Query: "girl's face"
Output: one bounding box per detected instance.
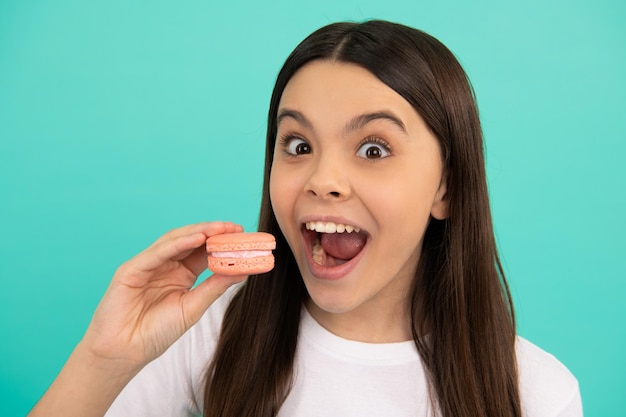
[269,60,447,330]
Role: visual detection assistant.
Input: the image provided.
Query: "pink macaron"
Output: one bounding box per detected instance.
[206,232,276,276]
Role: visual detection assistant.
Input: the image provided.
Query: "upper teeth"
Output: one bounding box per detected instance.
[305,221,361,233]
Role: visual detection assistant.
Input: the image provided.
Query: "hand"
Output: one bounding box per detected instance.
[82,221,245,370]
[27,222,246,417]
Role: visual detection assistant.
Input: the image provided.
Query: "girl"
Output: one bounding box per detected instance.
[29,20,582,417]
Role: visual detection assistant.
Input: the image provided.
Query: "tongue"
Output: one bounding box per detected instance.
[320,232,366,260]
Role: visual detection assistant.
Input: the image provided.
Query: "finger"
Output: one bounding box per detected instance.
[135,232,207,272]
[177,245,211,277]
[143,222,241,263]
[149,222,243,249]
[163,224,244,276]
[180,273,247,327]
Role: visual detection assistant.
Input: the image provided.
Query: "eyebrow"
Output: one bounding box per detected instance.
[277,108,407,136]
[344,111,407,135]
[277,109,314,131]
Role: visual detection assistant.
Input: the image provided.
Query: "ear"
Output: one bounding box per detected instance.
[430,175,449,220]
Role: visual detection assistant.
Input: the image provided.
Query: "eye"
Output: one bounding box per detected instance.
[284,137,312,156]
[356,138,391,160]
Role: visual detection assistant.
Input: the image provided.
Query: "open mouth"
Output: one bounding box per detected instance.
[302,221,369,268]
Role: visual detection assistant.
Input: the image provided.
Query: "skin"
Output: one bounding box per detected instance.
[28,60,449,416]
[27,222,247,417]
[270,60,448,343]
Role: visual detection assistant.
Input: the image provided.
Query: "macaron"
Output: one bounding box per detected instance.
[206,232,276,276]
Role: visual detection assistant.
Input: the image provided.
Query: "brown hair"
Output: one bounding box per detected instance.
[204,20,521,417]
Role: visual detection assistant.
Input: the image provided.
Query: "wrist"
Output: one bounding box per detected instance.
[74,337,144,381]
[27,340,144,417]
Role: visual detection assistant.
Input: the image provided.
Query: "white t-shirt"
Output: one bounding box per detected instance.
[105,286,583,417]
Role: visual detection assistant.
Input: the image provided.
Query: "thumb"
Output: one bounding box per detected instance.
[180,274,247,328]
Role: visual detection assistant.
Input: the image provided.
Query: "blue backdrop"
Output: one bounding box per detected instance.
[1,1,625,415]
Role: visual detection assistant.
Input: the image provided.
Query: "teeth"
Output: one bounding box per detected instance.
[305,221,361,233]
[312,240,324,265]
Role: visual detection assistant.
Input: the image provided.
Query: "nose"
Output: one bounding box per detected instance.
[305,155,351,200]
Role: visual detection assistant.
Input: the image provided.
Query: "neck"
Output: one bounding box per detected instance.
[305,294,413,343]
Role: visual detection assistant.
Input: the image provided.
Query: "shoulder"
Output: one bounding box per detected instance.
[516,337,583,417]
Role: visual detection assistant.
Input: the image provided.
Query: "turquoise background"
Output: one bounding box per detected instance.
[1,0,624,415]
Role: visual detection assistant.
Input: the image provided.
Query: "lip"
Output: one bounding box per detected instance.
[298,215,369,281]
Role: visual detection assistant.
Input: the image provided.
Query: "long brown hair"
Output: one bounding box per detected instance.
[204,20,521,417]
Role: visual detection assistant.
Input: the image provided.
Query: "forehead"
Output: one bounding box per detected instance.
[278,60,417,123]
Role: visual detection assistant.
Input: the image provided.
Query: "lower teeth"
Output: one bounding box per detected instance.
[312,240,324,265]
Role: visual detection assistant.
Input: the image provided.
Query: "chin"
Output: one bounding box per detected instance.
[302,277,363,314]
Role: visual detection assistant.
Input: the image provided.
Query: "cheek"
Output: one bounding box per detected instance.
[269,168,282,217]
[364,175,434,273]
[269,164,296,226]
[359,162,440,232]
